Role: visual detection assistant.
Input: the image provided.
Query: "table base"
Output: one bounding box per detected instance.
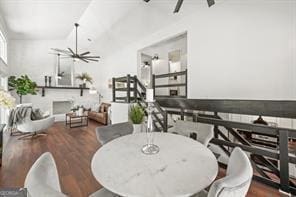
[141,144,159,155]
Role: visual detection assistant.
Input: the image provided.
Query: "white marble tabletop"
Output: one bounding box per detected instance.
[91,133,218,197]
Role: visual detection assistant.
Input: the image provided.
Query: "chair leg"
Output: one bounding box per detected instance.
[32,131,47,138]
[17,133,35,140]
[18,131,48,140]
[10,128,23,136]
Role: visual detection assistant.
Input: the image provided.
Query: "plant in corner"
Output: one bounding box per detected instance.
[129,104,145,134]
[8,75,38,104]
[75,73,93,88]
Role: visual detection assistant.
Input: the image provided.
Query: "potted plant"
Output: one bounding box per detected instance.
[8,75,38,104]
[129,104,145,134]
[75,73,93,88]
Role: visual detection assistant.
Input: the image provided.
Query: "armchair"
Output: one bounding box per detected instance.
[15,104,55,140]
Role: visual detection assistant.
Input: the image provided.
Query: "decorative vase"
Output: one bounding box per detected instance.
[133,124,142,134]
[44,76,48,86]
[48,76,52,87]
[83,79,87,88]
[141,101,159,155]
[78,107,84,116]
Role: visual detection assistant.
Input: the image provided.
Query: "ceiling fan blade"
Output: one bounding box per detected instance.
[80,51,90,56]
[78,57,89,63]
[84,58,99,62]
[174,0,184,13]
[143,0,150,2]
[51,48,71,54]
[82,56,100,58]
[207,0,215,7]
[68,48,76,55]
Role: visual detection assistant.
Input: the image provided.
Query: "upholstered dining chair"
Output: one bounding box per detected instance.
[194,147,253,197]
[170,120,214,146]
[96,122,133,145]
[24,152,67,197]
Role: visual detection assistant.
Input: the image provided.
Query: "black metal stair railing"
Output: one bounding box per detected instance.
[112,74,168,132]
[156,98,296,195]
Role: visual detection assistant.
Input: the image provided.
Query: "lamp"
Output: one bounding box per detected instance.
[152,54,159,61]
[142,61,150,67]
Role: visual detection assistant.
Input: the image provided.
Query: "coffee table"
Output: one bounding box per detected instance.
[65,112,88,128]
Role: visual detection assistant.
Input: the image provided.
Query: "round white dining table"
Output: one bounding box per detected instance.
[91,132,218,197]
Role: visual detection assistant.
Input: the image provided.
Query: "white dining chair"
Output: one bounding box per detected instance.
[89,188,118,197]
[96,122,133,145]
[24,152,67,197]
[194,147,253,197]
[169,120,214,146]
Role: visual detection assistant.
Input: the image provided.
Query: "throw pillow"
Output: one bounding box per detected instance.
[31,109,48,120]
[93,103,100,112]
[99,104,105,113]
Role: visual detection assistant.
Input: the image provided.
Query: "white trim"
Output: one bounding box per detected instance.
[0,29,7,64]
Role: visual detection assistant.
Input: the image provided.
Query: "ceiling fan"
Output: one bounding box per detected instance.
[143,0,215,13]
[51,23,100,63]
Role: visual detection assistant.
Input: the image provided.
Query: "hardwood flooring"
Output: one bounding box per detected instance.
[0,120,283,197]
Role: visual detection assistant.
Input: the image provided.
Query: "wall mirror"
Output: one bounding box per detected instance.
[55,55,74,86]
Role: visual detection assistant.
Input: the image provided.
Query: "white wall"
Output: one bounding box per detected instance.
[8,39,100,113]
[75,0,296,101]
[7,0,296,108]
[186,2,296,100]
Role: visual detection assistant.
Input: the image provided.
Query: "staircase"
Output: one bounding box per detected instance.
[112,74,168,132]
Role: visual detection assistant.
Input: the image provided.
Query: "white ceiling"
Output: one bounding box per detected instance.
[0,0,92,39]
[0,0,222,40]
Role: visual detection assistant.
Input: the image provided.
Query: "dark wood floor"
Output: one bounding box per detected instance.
[0,120,283,197]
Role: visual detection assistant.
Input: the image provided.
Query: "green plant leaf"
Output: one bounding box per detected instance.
[8,75,38,97]
[129,104,145,124]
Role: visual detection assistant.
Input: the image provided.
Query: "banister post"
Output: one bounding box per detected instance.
[214,112,219,138]
[127,74,131,103]
[134,75,137,102]
[164,110,168,132]
[152,74,156,98]
[180,109,185,120]
[279,129,290,194]
[112,77,116,102]
[185,69,188,98]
